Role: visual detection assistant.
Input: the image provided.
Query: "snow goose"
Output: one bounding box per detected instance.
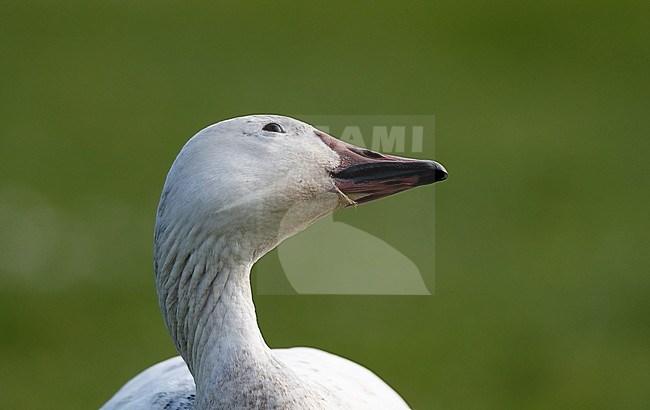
[101,115,448,409]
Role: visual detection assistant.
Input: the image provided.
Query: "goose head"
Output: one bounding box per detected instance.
[155,114,447,264]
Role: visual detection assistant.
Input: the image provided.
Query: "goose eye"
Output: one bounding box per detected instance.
[262,123,284,133]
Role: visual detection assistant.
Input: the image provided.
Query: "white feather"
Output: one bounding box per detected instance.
[102,349,408,410]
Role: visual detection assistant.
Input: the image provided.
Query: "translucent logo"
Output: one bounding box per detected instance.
[254,115,437,295]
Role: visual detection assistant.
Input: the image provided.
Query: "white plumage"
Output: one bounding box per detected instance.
[102,115,447,409]
[102,348,409,410]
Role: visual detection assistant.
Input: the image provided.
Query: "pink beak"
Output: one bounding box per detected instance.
[315,130,448,205]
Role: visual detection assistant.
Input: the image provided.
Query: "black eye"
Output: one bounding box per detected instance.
[262,123,284,133]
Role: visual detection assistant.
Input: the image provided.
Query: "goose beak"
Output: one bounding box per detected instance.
[315,130,448,205]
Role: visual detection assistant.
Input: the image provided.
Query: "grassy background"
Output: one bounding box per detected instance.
[1,1,649,408]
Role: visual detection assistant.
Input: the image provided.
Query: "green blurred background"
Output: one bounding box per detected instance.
[1,1,649,409]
